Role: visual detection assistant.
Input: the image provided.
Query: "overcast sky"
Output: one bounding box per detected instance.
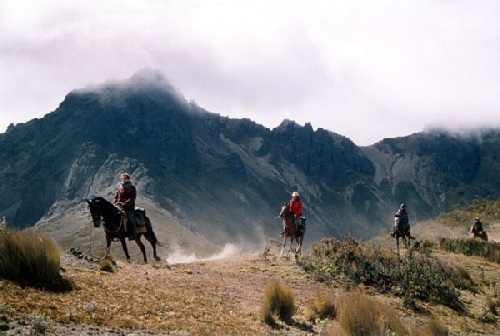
[1,0,499,145]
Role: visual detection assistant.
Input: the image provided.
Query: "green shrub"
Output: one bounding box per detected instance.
[297,235,468,311]
[440,237,500,263]
[261,278,296,325]
[0,229,71,291]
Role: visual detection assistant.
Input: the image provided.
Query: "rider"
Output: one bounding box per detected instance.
[113,173,137,240]
[471,217,483,235]
[393,203,410,237]
[289,191,303,236]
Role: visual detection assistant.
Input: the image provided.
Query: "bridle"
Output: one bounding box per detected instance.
[87,198,123,233]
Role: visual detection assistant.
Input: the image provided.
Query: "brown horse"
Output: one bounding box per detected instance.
[279,202,305,256]
[86,196,161,263]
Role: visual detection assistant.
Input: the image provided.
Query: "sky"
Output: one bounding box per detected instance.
[1,0,500,146]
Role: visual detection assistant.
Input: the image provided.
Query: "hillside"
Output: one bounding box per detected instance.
[1,221,498,335]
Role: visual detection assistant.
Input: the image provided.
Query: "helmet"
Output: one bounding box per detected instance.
[475,217,480,221]
[292,191,300,197]
[400,203,405,209]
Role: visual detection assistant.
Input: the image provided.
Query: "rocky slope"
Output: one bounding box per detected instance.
[0,70,499,255]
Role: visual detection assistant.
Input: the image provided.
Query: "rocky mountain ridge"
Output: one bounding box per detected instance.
[0,70,498,254]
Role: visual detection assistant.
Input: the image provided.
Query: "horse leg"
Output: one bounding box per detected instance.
[118,237,131,262]
[288,235,295,254]
[145,233,161,261]
[396,236,400,257]
[280,233,287,257]
[296,236,302,255]
[134,235,147,263]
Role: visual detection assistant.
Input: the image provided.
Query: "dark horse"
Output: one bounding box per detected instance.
[86,196,161,263]
[279,202,305,256]
[470,226,488,241]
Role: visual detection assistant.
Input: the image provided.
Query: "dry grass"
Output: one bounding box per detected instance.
[0,228,67,290]
[261,278,296,325]
[334,292,407,336]
[414,318,449,336]
[305,289,336,322]
[0,231,498,335]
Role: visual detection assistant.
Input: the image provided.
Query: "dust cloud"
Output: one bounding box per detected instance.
[166,243,242,265]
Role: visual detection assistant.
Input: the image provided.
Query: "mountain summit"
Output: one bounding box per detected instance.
[0,71,498,254]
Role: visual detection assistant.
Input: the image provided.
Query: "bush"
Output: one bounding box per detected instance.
[305,289,336,321]
[439,237,500,263]
[0,229,70,291]
[335,292,407,336]
[261,278,296,325]
[297,236,468,311]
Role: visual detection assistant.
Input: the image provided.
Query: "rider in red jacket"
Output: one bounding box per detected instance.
[289,191,303,236]
[289,191,302,218]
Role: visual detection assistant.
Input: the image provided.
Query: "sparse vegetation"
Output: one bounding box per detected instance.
[437,198,500,227]
[0,228,72,291]
[486,296,498,316]
[297,235,473,311]
[261,278,296,325]
[439,237,500,263]
[99,256,116,272]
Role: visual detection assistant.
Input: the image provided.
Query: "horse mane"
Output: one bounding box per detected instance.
[91,196,108,203]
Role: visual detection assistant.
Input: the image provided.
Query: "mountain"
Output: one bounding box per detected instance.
[0,69,499,255]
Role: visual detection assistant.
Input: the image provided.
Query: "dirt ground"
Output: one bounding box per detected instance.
[0,238,499,336]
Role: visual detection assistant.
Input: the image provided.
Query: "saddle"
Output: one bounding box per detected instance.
[117,207,146,231]
[134,208,146,227]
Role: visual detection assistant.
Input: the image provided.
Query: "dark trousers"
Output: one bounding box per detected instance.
[125,208,135,236]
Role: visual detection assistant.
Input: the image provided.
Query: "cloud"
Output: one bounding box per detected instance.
[1,0,500,145]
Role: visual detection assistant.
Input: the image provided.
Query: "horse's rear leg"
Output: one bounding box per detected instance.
[145,234,161,261]
[295,237,302,255]
[134,238,147,263]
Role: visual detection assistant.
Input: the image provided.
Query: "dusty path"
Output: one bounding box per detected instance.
[0,249,330,335]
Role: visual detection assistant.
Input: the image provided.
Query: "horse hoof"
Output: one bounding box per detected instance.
[154,256,161,262]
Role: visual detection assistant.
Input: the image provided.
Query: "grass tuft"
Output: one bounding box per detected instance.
[261,278,296,325]
[305,289,336,321]
[335,292,407,336]
[419,318,449,336]
[0,228,73,291]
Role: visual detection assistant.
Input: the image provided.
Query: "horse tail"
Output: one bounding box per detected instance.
[145,216,161,245]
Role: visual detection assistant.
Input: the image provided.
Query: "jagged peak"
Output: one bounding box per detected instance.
[274,119,301,131]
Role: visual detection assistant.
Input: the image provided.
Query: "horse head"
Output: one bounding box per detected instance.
[279,202,291,218]
[86,197,104,227]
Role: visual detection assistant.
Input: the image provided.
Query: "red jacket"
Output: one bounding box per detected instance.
[289,198,302,217]
[114,182,136,210]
